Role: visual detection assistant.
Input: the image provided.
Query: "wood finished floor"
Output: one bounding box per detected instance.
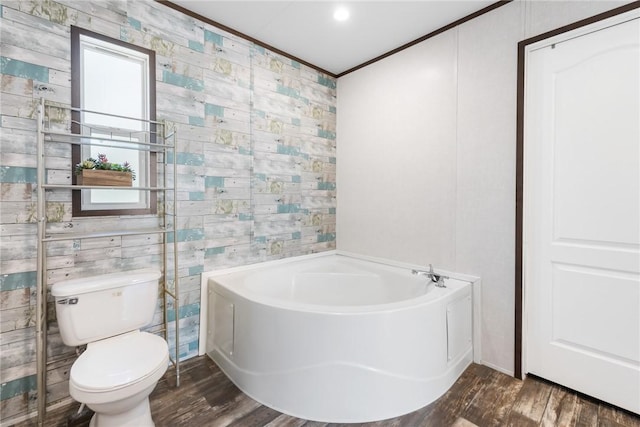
[18,356,640,427]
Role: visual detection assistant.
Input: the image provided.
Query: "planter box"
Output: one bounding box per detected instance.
[77,169,133,187]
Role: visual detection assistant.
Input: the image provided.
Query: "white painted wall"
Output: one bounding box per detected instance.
[337,30,458,267]
[336,0,630,375]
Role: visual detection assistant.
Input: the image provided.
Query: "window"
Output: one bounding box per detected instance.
[71,26,157,216]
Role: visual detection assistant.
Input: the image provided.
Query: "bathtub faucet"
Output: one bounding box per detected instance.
[411,264,447,288]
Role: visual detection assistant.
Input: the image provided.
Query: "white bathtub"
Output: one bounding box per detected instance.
[201,252,479,423]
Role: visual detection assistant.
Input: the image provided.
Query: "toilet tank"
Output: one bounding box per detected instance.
[52,269,161,347]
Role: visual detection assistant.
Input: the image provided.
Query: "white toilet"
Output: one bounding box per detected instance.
[52,269,169,427]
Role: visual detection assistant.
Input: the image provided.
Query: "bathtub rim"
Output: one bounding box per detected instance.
[198,250,482,364]
[211,258,471,314]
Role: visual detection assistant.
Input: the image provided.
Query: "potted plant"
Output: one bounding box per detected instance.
[75,153,136,186]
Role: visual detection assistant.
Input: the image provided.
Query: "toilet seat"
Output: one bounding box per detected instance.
[70,331,169,398]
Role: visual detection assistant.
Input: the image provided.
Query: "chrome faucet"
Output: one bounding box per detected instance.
[411,264,447,288]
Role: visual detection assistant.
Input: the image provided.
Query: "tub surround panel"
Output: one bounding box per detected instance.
[0,0,335,422]
[337,30,458,268]
[454,1,523,376]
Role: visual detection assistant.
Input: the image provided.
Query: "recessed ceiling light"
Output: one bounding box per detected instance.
[333,6,350,22]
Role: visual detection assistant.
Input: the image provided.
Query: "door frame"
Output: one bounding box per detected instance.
[515,1,640,379]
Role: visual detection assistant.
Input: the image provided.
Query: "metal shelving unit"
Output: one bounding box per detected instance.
[35,99,180,425]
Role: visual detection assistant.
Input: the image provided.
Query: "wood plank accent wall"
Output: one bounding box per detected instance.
[0,0,337,423]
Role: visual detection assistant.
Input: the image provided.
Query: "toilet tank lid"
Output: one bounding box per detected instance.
[51,269,161,297]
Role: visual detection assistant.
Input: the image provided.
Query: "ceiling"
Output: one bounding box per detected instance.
[169,1,498,76]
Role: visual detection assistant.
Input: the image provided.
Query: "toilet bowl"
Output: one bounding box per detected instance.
[52,269,168,427]
[70,331,169,427]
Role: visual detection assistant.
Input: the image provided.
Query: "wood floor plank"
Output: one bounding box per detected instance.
[381,403,435,427]
[200,373,244,409]
[598,404,640,427]
[462,367,524,426]
[327,415,406,427]
[504,376,553,427]
[265,413,309,427]
[151,379,209,424]
[419,363,486,426]
[451,417,480,427]
[155,397,213,426]
[540,386,579,427]
[574,397,599,427]
[227,404,283,427]
[207,392,263,426]
[466,362,495,380]
[598,419,640,427]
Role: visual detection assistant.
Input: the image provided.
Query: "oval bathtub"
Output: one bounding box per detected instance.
[204,253,475,423]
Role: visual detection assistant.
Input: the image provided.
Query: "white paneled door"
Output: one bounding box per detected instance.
[524,11,640,414]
